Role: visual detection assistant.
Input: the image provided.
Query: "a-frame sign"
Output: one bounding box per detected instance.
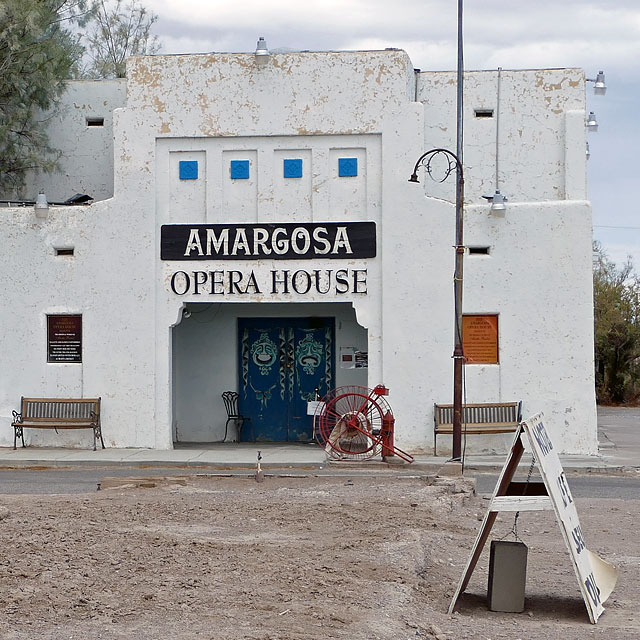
[449,412,618,623]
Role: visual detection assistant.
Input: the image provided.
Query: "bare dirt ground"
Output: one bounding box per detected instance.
[0,473,638,640]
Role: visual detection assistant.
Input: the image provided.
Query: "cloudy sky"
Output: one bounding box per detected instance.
[146,0,638,267]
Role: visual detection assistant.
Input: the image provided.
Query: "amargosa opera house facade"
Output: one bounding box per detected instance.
[0,49,597,455]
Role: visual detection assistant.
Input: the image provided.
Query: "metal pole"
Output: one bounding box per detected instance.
[452,0,464,462]
[495,67,502,191]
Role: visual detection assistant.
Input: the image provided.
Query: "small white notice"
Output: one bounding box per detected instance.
[306,401,325,416]
[448,412,617,624]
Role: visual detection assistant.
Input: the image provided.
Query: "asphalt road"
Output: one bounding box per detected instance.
[0,467,204,494]
[0,466,639,498]
[473,471,640,500]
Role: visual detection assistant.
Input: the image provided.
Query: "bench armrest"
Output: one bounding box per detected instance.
[12,410,22,424]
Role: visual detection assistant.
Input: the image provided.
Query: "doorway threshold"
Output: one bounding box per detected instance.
[174,441,318,449]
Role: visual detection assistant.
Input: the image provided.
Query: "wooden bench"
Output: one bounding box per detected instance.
[433,401,521,454]
[11,397,104,451]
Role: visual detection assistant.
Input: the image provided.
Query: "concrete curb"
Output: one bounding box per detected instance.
[0,455,635,476]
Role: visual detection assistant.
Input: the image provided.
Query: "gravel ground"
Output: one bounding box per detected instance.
[0,473,637,639]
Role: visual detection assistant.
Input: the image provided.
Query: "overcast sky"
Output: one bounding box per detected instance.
[146,0,639,267]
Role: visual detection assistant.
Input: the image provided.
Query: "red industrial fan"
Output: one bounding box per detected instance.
[314,385,413,462]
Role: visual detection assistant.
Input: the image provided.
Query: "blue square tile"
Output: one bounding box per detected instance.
[230,160,250,180]
[283,158,303,178]
[338,157,358,177]
[179,160,198,180]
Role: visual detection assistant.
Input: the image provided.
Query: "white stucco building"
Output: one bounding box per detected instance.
[0,48,597,455]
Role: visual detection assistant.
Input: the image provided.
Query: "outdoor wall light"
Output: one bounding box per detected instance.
[587,111,599,132]
[586,141,591,160]
[483,189,507,215]
[587,70,607,96]
[255,37,269,66]
[490,190,507,214]
[34,191,49,218]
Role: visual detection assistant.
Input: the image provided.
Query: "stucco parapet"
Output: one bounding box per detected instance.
[419,67,583,75]
[1,204,87,218]
[418,67,585,82]
[127,49,412,86]
[0,202,119,232]
[417,67,585,107]
[64,78,126,90]
[123,50,413,136]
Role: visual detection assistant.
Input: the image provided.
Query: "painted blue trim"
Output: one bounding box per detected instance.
[338,157,358,177]
[283,158,303,178]
[230,160,250,179]
[179,160,198,180]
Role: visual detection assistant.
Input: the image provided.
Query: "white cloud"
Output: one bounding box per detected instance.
[147,0,640,77]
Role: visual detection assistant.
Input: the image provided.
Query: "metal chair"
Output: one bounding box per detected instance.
[221,391,250,442]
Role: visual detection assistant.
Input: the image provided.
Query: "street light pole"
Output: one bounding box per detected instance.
[453,0,465,463]
[408,150,464,461]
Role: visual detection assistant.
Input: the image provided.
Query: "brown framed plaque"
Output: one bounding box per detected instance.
[47,314,82,363]
[462,314,499,364]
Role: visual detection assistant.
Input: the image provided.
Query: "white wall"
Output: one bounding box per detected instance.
[0,198,157,448]
[20,80,126,202]
[417,68,587,204]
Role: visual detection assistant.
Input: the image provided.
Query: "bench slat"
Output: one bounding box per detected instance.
[17,423,97,430]
[435,426,519,434]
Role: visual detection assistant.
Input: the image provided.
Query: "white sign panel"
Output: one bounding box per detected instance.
[522,413,615,623]
[307,401,325,416]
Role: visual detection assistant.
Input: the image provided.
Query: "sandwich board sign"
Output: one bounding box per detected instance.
[448,412,617,623]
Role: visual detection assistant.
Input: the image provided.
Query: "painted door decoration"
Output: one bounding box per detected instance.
[238,317,334,442]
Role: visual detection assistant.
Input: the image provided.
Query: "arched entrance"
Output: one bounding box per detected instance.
[172,302,367,444]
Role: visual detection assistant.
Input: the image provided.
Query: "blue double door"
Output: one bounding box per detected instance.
[238,317,334,442]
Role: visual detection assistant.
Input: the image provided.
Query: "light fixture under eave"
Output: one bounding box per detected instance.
[586,111,599,132]
[34,191,49,218]
[587,70,607,96]
[255,37,269,66]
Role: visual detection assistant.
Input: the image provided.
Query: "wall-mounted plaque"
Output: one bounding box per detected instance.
[47,315,82,363]
[340,347,368,369]
[462,314,498,364]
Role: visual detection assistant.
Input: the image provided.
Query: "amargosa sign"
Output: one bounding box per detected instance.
[160,222,376,260]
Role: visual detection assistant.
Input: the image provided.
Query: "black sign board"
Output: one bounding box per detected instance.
[47,315,82,363]
[160,222,376,260]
